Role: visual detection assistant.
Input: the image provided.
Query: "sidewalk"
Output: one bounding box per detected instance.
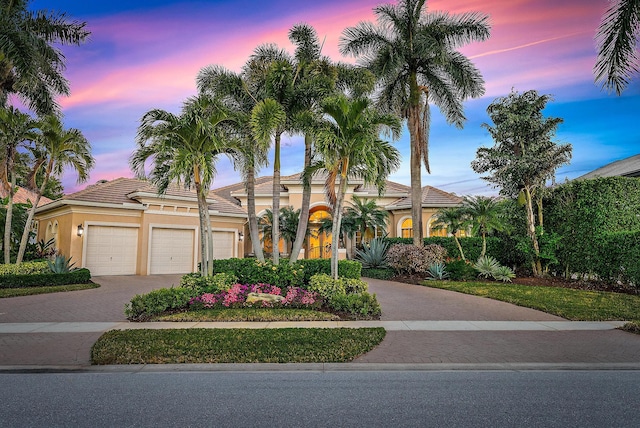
[1,275,639,369]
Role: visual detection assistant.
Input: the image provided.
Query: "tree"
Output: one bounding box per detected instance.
[0,106,38,263]
[197,65,270,262]
[430,207,468,261]
[471,90,572,276]
[16,115,94,264]
[308,95,400,279]
[340,0,490,247]
[344,195,389,245]
[594,0,640,95]
[130,95,235,276]
[463,195,505,258]
[258,206,302,255]
[0,0,89,115]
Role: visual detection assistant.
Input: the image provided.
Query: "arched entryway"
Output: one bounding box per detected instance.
[306,206,332,259]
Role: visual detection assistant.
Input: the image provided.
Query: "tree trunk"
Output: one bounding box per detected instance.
[204,198,214,276]
[454,235,466,261]
[524,187,542,276]
[16,169,49,265]
[480,232,487,258]
[195,181,208,276]
[4,173,16,264]
[271,133,281,265]
[408,105,423,247]
[246,163,264,262]
[289,134,312,263]
[331,171,348,280]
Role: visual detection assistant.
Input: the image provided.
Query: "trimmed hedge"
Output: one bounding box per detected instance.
[210,258,362,287]
[383,237,506,264]
[125,287,197,321]
[592,231,640,286]
[0,261,49,275]
[0,268,92,288]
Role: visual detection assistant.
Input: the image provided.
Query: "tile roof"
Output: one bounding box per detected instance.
[386,185,462,209]
[579,154,640,179]
[0,187,52,207]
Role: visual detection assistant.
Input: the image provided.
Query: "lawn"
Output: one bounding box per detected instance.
[0,283,99,298]
[91,327,386,364]
[154,307,340,322]
[423,280,640,321]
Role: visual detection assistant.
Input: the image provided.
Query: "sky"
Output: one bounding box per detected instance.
[27,0,640,196]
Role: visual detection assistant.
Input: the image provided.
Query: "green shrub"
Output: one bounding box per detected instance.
[0,268,92,288]
[355,238,389,268]
[426,262,449,280]
[180,272,238,294]
[445,259,478,281]
[328,292,381,318]
[307,273,346,300]
[211,258,304,288]
[341,277,368,294]
[361,268,394,280]
[0,261,49,275]
[338,260,361,279]
[125,287,198,321]
[493,265,516,282]
[384,237,506,265]
[474,255,500,279]
[593,230,640,286]
[295,259,361,283]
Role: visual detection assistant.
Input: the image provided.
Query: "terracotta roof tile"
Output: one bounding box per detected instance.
[386,185,462,209]
[0,187,52,207]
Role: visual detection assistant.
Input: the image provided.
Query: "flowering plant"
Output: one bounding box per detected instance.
[188,283,320,310]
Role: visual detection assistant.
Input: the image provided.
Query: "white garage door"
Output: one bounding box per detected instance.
[85,226,138,276]
[150,228,195,274]
[212,231,235,260]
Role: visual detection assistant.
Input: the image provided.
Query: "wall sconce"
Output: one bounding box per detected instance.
[238,231,244,242]
[77,224,84,237]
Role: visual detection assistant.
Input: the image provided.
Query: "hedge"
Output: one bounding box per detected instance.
[592,231,640,286]
[0,261,49,276]
[210,258,362,287]
[0,268,92,288]
[383,236,507,264]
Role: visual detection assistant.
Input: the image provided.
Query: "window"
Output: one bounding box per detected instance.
[429,218,448,237]
[401,218,413,238]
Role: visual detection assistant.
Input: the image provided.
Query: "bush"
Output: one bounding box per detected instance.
[125,287,198,321]
[386,244,447,275]
[211,258,304,288]
[307,274,368,300]
[426,262,449,280]
[361,268,394,280]
[474,255,501,279]
[328,292,381,318]
[445,259,478,281]
[47,255,77,273]
[0,268,91,288]
[355,238,389,268]
[180,272,238,294]
[188,283,321,311]
[384,237,506,265]
[0,261,49,275]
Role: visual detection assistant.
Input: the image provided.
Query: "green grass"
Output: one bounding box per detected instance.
[0,282,99,298]
[153,308,340,322]
[91,328,386,364]
[424,280,640,321]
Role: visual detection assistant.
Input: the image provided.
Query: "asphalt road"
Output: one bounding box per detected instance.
[1,370,639,427]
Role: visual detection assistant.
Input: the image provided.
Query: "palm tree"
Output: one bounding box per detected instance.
[15,115,94,264]
[344,195,389,246]
[431,207,468,261]
[130,95,235,276]
[0,0,89,115]
[0,106,38,263]
[594,0,640,95]
[462,195,504,258]
[309,95,401,278]
[258,206,302,255]
[197,65,270,262]
[340,0,490,247]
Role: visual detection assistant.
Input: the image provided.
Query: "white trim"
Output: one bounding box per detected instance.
[36,199,147,213]
[396,215,412,238]
[81,222,140,270]
[147,224,199,274]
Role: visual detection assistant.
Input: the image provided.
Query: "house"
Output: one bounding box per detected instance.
[34,173,462,276]
[578,154,640,179]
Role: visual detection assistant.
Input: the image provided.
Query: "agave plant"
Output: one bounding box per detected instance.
[426,262,449,280]
[493,265,516,282]
[47,254,77,274]
[473,255,501,279]
[355,238,390,269]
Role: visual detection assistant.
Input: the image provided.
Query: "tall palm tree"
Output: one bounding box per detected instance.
[0,0,89,115]
[595,0,640,95]
[462,195,504,258]
[340,0,490,247]
[130,95,235,276]
[0,106,38,263]
[197,65,270,262]
[15,115,94,264]
[344,195,389,245]
[309,95,401,278]
[431,207,469,261]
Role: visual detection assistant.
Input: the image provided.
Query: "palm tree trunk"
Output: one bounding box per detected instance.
[454,235,466,261]
[16,172,49,265]
[331,168,349,280]
[480,232,487,258]
[246,163,264,262]
[408,104,423,247]
[4,173,16,264]
[195,182,208,276]
[289,134,312,263]
[524,187,542,276]
[204,201,214,276]
[272,133,282,265]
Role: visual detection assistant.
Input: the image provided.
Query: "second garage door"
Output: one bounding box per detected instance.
[150,228,195,274]
[212,231,235,260]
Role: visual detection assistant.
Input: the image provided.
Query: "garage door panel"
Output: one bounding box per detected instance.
[212,231,234,260]
[85,226,138,276]
[150,228,195,274]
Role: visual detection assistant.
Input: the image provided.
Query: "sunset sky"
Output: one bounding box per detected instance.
[29,0,640,196]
